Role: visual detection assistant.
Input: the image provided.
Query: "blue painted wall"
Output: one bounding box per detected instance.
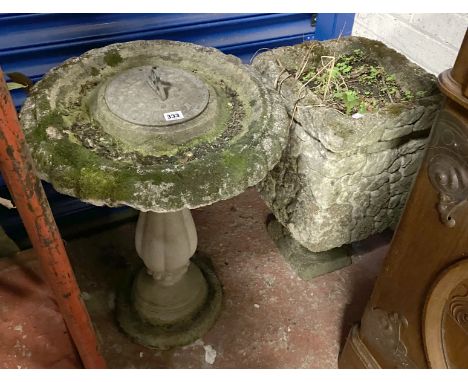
[0,13,354,245]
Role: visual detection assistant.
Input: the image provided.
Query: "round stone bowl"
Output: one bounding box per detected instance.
[20,40,289,212]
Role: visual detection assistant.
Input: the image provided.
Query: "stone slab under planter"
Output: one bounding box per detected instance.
[267,217,351,280]
[252,37,442,273]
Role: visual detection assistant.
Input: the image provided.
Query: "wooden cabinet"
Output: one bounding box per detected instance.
[338,30,468,369]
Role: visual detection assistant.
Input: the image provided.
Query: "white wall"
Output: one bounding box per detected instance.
[352,14,468,75]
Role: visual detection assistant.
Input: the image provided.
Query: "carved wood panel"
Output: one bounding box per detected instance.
[423,258,468,368]
[339,29,468,370]
[360,307,417,368]
[427,109,468,227]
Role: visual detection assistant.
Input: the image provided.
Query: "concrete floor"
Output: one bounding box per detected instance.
[0,188,390,368]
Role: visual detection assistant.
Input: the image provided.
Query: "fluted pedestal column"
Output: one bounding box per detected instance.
[116,209,222,349]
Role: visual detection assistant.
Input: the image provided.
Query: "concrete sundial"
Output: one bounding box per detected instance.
[20,40,289,348]
[103,65,210,126]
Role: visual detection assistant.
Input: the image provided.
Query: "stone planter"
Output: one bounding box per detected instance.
[252,37,442,276]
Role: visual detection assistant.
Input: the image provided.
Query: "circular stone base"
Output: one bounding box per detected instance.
[132,263,209,326]
[116,257,222,350]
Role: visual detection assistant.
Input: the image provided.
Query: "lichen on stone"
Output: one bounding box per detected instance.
[103,49,123,67]
[252,36,442,252]
[20,40,289,212]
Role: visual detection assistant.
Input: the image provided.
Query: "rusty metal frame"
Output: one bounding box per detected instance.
[0,69,106,368]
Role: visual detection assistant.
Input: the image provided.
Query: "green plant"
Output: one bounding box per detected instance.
[302,70,315,82]
[386,74,396,83]
[336,90,360,115]
[298,49,406,116]
[352,49,364,58]
[402,90,414,101]
[363,65,383,84]
[336,61,352,75]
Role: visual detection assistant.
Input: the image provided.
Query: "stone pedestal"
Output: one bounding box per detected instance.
[20,40,289,350]
[116,209,222,349]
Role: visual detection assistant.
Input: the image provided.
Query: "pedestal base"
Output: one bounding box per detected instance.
[116,257,222,350]
[267,217,351,280]
[132,262,208,326]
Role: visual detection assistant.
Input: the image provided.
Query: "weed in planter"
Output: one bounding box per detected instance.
[402,90,414,101]
[297,49,423,116]
[335,90,366,115]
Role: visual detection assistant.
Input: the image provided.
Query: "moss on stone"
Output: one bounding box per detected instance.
[20,40,289,212]
[66,78,240,166]
[51,139,95,167]
[79,167,118,200]
[90,67,100,76]
[34,111,64,141]
[104,49,123,67]
[386,103,408,117]
[222,151,249,182]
